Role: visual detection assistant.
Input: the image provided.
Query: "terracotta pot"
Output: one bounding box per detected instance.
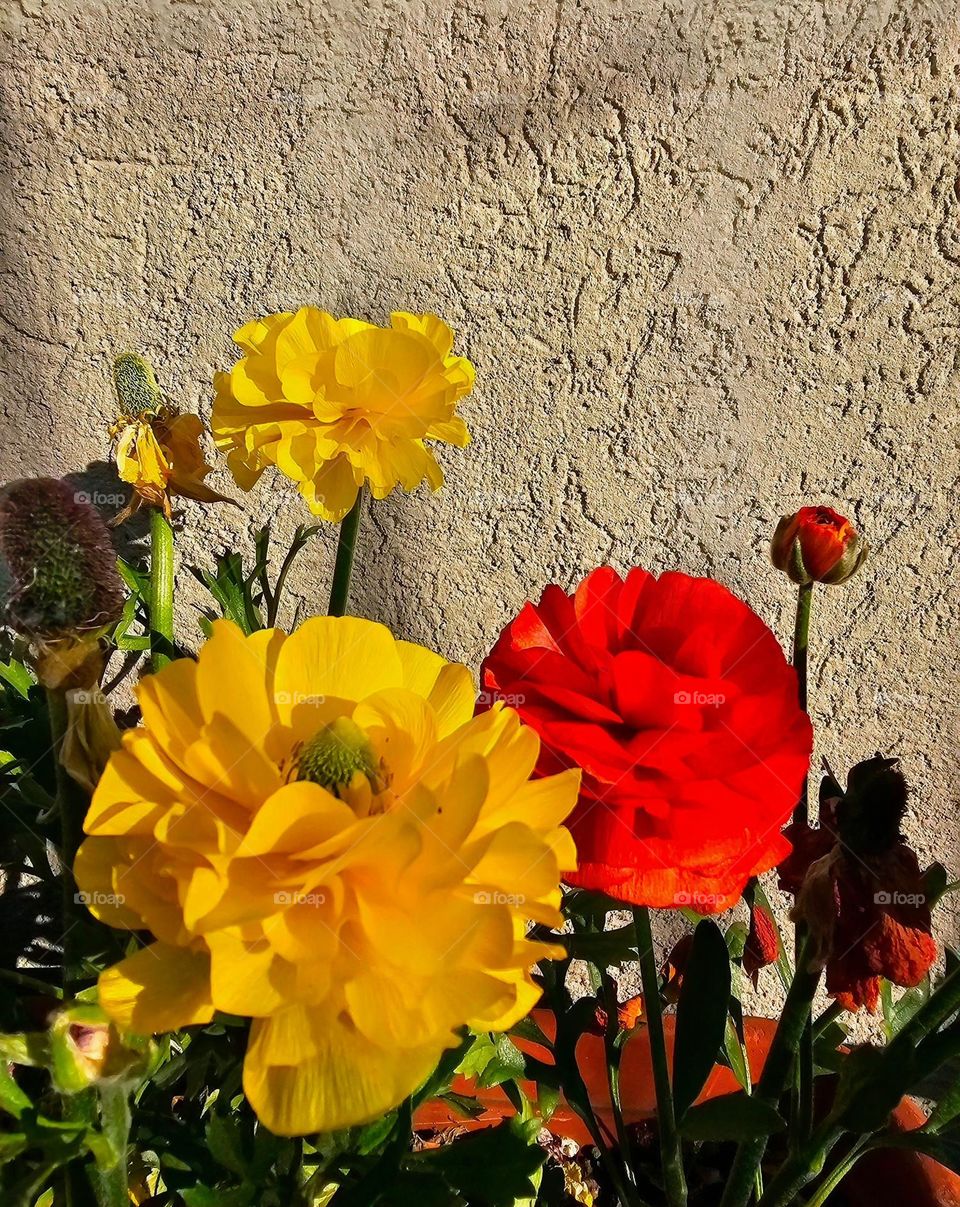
[414,1007,777,1145]
[413,1007,960,1205]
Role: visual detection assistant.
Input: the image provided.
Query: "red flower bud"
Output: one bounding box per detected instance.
[770,506,867,586]
[743,903,779,985]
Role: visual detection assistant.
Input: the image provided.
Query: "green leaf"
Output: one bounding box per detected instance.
[0,657,34,699]
[679,1092,786,1142]
[0,1063,32,1119]
[672,919,731,1119]
[722,1017,750,1091]
[724,920,748,962]
[922,863,960,909]
[206,1114,249,1177]
[558,924,637,964]
[409,1118,544,1206]
[458,1033,526,1089]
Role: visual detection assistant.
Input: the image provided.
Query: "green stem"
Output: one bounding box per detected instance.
[543,963,646,1207]
[634,907,687,1207]
[0,966,63,999]
[801,1136,872,1207]
[89,1084,131,1207]
[812,1001,845,1037]
[600,969,638,1189]
[148,507,175,671]
[791,582,813,807]
[791,581,814,1149]
[328,489,364,618]
[46,688,88,996]
[755,1120,844,1207]
[719,941,821,1207]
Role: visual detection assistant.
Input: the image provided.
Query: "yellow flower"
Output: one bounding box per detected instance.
[110,353,233,524]
[75,617,578,1135]
[211,309,474,521]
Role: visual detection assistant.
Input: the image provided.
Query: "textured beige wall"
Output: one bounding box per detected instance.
[2,1,959,1011]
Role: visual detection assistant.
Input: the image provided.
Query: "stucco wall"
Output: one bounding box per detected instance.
[2,0,959,1012]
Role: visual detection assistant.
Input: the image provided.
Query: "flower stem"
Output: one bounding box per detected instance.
[328,489,365,618]
[791,580,814,1149]
[791,580,813,825]
[600,968,638,1189]
[46,688,87,996]
[719,941,821,1207]
[633,907,687,1207]
[148,507,175,671]
[799,1135,871,1207]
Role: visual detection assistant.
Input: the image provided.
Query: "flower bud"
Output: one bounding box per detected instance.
[743,902,779,984]
[770,506,867,586]
[49,1004,151,1094]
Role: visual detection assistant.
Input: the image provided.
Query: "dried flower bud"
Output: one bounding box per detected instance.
[0,478,124,639]
[837,755,908,857]
[61,687,122,793]
[770,506,867,586]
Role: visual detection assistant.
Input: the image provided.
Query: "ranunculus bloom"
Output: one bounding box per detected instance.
[75,618,578,1134]
[211,309,474,522]
[480,566,813,912]
[770,506,866,586]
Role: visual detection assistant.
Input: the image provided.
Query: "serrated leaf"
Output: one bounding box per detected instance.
[680,1092,786,1141]
[673,919,731,1119]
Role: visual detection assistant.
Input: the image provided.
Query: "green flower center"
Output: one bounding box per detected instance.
[294,717,379,796]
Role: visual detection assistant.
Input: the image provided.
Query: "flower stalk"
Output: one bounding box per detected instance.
[634,907,687,1207]
[46,687,88,996]
[148,507,175,670]
[328,487,364,618]
[791,579,814,1148]
[719,939,822,1207]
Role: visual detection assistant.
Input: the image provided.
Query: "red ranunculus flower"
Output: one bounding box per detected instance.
[480,566,813,912]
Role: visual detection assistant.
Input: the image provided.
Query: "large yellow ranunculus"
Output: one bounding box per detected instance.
[75,617,578,1135]
[211,309,474,521]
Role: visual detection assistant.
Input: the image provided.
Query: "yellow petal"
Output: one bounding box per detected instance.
[98,943,213,1033]
[273,616,403,723]
[244,1007,441,1134]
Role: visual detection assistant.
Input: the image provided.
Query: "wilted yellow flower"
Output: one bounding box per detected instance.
[110,353,233,524]
[75,617,577,1135]
[211,309,474,522]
